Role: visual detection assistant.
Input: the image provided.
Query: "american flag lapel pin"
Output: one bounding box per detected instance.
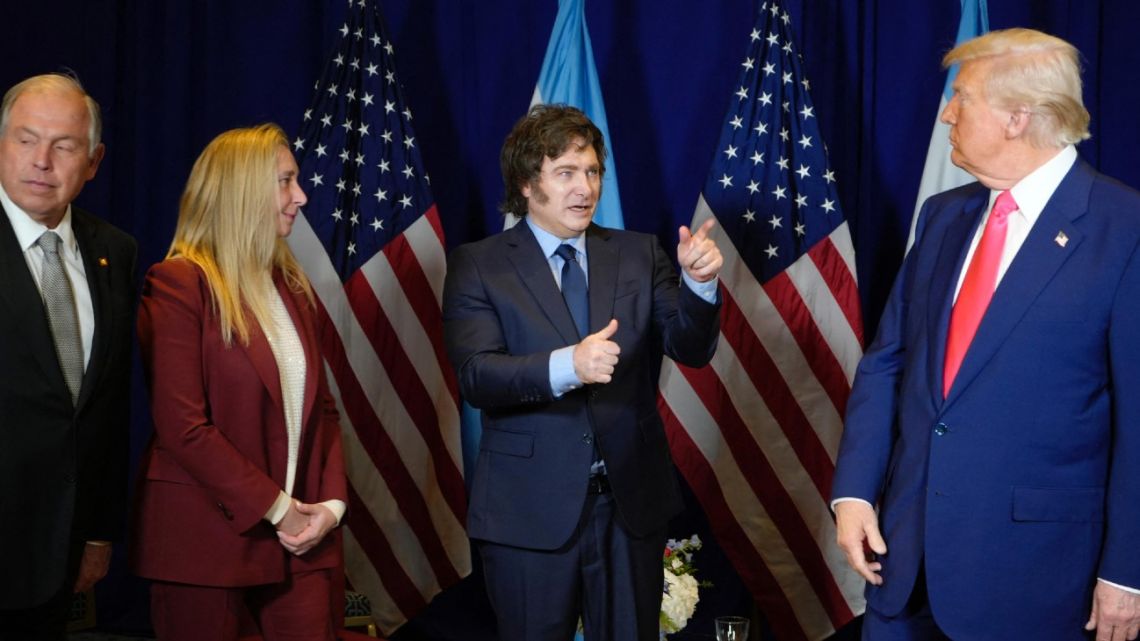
[1054,231,1069,248]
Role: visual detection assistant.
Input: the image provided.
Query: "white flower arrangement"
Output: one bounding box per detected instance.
[660,535,710,635]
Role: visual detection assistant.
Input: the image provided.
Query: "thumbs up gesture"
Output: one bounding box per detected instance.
[573,318,621,384]
[678,218,723,283]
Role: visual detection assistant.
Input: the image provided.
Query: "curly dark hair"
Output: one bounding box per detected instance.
[499,104,607,217]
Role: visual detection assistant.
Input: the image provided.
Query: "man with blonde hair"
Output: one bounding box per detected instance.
[832,28,1140,641]
[0,73,136,640]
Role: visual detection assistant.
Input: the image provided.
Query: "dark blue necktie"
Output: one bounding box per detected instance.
[555,244,589,338]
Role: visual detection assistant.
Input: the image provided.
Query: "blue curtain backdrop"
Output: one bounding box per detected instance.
[2,1,1138,639]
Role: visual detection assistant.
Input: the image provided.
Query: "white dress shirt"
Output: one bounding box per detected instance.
[262,285,346,526]
[951,145,1078,300]
[0,182,94,369]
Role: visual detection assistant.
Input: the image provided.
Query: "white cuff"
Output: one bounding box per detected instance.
[264,490,293,525]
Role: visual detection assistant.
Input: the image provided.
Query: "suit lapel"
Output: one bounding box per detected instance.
[585,224,618,335]
[505,222,581,344]
[943,161,1091,405]
[0,205,75,399]
[927,189,989,404]
[73,211,111,410]
[239,289,285,418]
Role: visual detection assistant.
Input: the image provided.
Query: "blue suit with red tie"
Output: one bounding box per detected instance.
[832,157,1140,640]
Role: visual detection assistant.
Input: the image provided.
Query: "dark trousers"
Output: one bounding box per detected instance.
[0,537,84,641]
[862,566,951,641]
[0,587,71,641]
[150,569,336,641]
[478,490,667,641]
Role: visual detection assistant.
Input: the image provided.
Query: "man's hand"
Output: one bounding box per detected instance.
[573,319,620,384]
[678,219,723,283]
[73,543,112,593]
[834,500,887,585]
[277,502,337,556]
[1086,581,1140,641]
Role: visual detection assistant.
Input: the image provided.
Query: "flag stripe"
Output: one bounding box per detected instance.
[699,342,864,617]
[343,529,404,629]
[806,235,863,349]
[345,484,427,615]
[350,217,466,524]
[717,286,837,495]
[661,404,810,641]
[705,206,845,465]
[670,357,853,625]
[664,4,866,638]
[288,4,471,633]
[702,326,865,612]
[326,365,447,598]
[294,217,468,566]
[763,272,852,419]
[315,295,462,589]
[660,383,831,641]
[347,262,467,522]
[380,208,460,402]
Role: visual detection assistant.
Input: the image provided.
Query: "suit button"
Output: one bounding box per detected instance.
[582,434,593,445]
[933,423,948,436]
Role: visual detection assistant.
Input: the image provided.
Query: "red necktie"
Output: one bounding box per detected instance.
[943,190,1018,397]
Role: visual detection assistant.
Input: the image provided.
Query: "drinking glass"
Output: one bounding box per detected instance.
[715,615,750,641]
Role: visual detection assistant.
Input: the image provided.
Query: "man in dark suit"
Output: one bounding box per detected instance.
[832,29,1140,641]
[443,104,722,641]
[0,73,136,640]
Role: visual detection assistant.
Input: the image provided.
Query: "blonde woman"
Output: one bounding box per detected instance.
[131,124,346,641]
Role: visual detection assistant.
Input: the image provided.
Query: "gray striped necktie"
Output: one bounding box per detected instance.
[37,231,83,403]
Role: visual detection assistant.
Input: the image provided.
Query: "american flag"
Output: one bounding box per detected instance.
[657,2,866,640]
[285,0,470,634]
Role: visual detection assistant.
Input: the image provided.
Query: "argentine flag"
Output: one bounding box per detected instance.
[506,0,625,230]
[906,0,989,251]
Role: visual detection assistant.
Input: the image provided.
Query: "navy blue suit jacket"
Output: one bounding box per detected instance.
[832,159,1140,640]
[443,221,720,550]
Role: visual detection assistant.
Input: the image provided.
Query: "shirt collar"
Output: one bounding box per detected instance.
[0,181,77,254]
[525,216,587,259]
[996,144,1078,226]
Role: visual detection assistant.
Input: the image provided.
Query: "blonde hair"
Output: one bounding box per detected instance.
[944,28,1090,148]
[169,123,312,346]
[0,72,102,156]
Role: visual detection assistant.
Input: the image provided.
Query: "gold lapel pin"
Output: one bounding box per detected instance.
[1054,231,1069,248]
[98,257,109,267]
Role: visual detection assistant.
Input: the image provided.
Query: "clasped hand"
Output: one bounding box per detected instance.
[274,500,337,556]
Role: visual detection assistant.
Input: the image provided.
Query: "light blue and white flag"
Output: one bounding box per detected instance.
[906,0,989,251]
[506,0,624,229]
